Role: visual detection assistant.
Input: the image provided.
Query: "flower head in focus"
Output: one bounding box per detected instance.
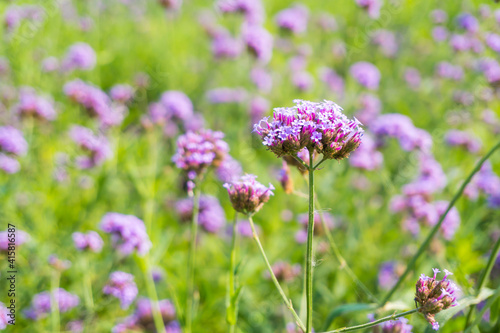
[415,269,460,330]
[224,174,274,215]
[253,100,363,161]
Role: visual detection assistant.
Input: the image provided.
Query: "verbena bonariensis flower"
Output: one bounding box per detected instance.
[349,133,383,170]
[435,62,463,81]
[0,230,29,251]
[444,130,481,153]
[25,288,79,320]
[374,317,413,333]
[355,0,382,19]
[64,80,125,127]
[215,156,243,183]
[292,71,314,91]
[432,27,449,42]
[172,129,229,180]
[378,261,401,290]
[265,261,301,282]
[431,9,447,24]
[355,93,381,126]
[370,114,432,153]
[103,271,138,309]
[250,67,272,93]
[242,24,273,64]
[319,67,344,97]
[249,96,270,125]
[415,269,460,330]
[235,219,260,238]
[0,154,20,174]
[160,90,194,122]
[14,87,57,121]
[0,126,28,156]
[275,5,309,34]
[371,29,398,57]
[4,5,44,33]
[455,13,479,33]
[349,61,381,90]
[485,33,500,53]
[224,174,274,215]
[404,67,421,90]
[211,31,243,59]
[112,298,180,333]
[175,195,226,233]
[206,87,247,104]
[100,213,152,256]
[253,99,363,160]
[110,84,135,104]
[217,0,264,25]
[402,154,446,197]
[464,161,500,206]
[69,125,112,169]
[278,161,293,194]
[41,56,59,72]
[72,231,104,252]
[295,212,335,243]
[66,320,84,333]
[61,42,97,72]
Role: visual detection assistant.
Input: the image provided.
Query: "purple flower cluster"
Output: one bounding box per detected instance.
[235,219,260,238]
[61,42,97,72]
[69,125,112,169]
[319,67,344,97]
[295,211,334,243]
[371,114,432,153]
[0,230,29,251]
[465,161,500,208]
[25,288,80,320]
[103,271,138,309]
[110,84,135,104]
[275,5,309,34]
[444,130,481,153]
[436,62,463,81]
[355,0,382,19]
[112,298,180,333]
[211,31,243,59]
[266,261,301,282]
[0,126,27,174]
[378,261,400,290]
[206,87,247,104]
[350,62,381,90]
[254,99,363,160]
[242,23,273,64]
[172,129,229,181]
[217,0,264,25]
[250,67,272,93]
[72,231,104,252]
[224,174,274,215]
[175,195,226,233]
[13,87,57,121]
[349,134,383,170]
[404,67,421,89]
[372,29,398,57]
[376,317,413,333]
[100,213,152,256]
[415,269,460,330]
[486,33,500,53]
[48,254,72,271]
[4,5,44,33]
[455,13,479,33]
[215,156,243,183]
[0,303,9,329]
[248,96,271,125]
[355,93,381,126]
[64,79,125,128]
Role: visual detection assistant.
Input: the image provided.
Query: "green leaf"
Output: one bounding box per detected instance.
[322,303,378,331]
[465,286,500,333]
[423,288,495,333]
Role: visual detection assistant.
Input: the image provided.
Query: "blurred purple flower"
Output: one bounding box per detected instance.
[212,32,243,59]
[25,289,79,320]
[355,0,382,19]
[41,57,59,72]
[432,201,460,240]
[110,84,135,104]
[250,67,272,93]
[242,24,273,63]
[355,93,381,125]
[377,317,413,332]
[486,33,500,53]
[103,271,138,309]
[249,96,270,125]
[61,42,97,72]
[217,0,264,25]
[0,229,29,251]
[431,9,447,24]
[349,61,381,90]
[206,88,247,104]
[349,134,383,170]
[404,67,421,89]
[402,154,446,196]
[456,13,479,33]
[292,71,314,91]
[275,5,309,34]
[160,90,194,121]
[436,61,463,81]
[444,130,481,153]
[319,67,344,97]
[372,29,398,57]
[72,231,104,252]
[0,126,28,156]
[216,156,243,183]
[176,195,226,233]
[100,213,152,256]
[265,261,301,282]
[69,125,112,169]
[0,154,20,174]
[432,26,448,42]
[14,87,57,121]
[378,261,399,290]
[4,5,44,33]
[48,254,72,271]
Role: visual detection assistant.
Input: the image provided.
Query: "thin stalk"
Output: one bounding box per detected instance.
[227,213,239,333]
[321,308,419,333]
[380,140,500,306]
[50,271,60,332]
[143,257,167,333]
[315,197,378,303]
[306,149,315,333]
[464,235,500,329]
[186,185,202,333]
[247,215,306,332]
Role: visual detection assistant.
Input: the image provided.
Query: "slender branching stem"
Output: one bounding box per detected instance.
[464,235,500,329]
[380,140,500,306]
[306,149,315,333]
[321,308,419,333]
[186,184,202,333]
[247,215,306,332]
[313,157,328,170]
[292,155,309,171]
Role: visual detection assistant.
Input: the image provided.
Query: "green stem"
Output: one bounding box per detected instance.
[227,213,239,333]
[50,271,60,332]
[315,196,378,303]
[186,185,202,333]
[143,257,167,333]
[464,235,500,329]
[380,140,500,306]
[83,255,94,323]
[247,215,306,332]
[306,149,315,333]
[321,308,419,333]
